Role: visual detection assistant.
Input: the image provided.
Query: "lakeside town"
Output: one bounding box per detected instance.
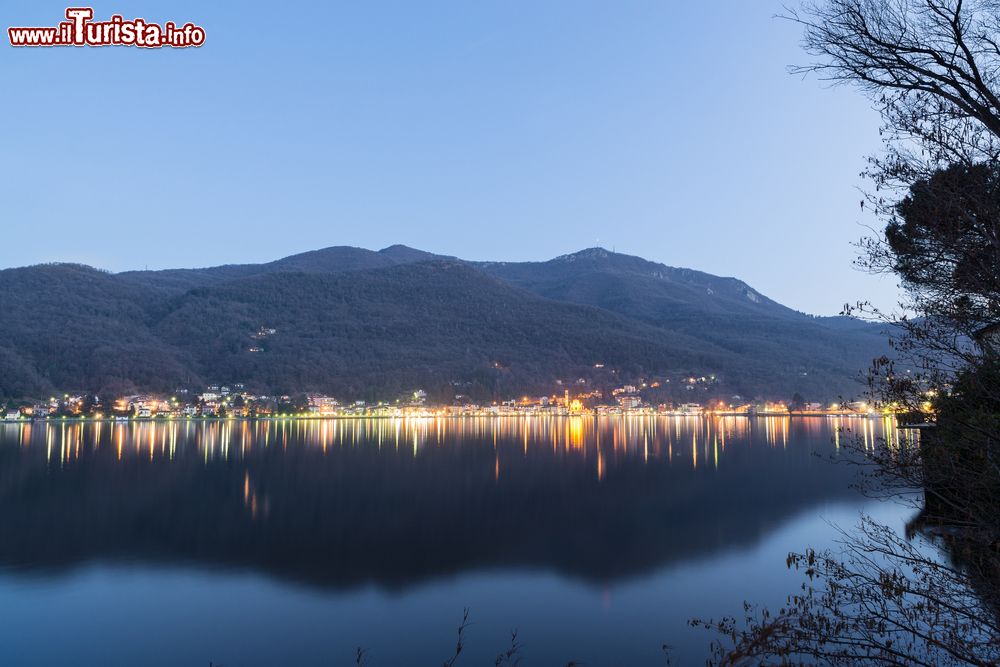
[0,381,910,422]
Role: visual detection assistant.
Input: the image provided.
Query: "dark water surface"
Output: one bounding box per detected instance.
[0,416,912,665]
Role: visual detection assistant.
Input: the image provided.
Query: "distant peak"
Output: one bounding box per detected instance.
[24,262,106,274]
[555,247,613,262]
[378,245,456,263]
[378,244,420,254]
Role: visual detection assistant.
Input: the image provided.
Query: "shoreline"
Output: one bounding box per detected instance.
[2,411,893,424]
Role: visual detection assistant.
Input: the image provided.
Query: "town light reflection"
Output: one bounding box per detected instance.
[0,415,918,481]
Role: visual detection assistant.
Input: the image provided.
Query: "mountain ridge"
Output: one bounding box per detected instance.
[0,246,888,401]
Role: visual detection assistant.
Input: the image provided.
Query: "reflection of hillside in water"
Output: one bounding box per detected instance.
[0,417,912,590]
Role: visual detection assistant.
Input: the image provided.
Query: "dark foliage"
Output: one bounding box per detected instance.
[888,162,1000,330]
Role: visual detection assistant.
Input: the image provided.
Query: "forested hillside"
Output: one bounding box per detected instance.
[0,247,889,401]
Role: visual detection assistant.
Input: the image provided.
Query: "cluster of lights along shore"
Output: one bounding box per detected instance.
[3,384,927,423]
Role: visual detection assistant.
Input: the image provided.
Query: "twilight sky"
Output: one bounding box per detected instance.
[1,1,899,315]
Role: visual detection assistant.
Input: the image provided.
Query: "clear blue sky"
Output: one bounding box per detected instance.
[1,1,899,315]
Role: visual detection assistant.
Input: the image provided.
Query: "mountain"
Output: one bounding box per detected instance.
[0,263,193,397]
[481,247,846,323]
[479,248,888,396]
[117,245,454,294]
[153,261,768,400]
[0,246,889,401]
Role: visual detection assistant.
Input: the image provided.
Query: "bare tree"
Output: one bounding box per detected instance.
[786,0,1000,170]
[779,1,1000,391]
[693,515,1000,666]
[695,3,1000,664]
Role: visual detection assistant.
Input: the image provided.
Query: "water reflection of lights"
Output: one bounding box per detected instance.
[0,415,913,482]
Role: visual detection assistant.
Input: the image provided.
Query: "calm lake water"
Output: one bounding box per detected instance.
[0,416,914,666]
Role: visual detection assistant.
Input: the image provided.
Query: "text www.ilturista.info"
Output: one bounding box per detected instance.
[8,8,205,48]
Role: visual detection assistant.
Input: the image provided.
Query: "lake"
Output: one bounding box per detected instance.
[0,416,914,666]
